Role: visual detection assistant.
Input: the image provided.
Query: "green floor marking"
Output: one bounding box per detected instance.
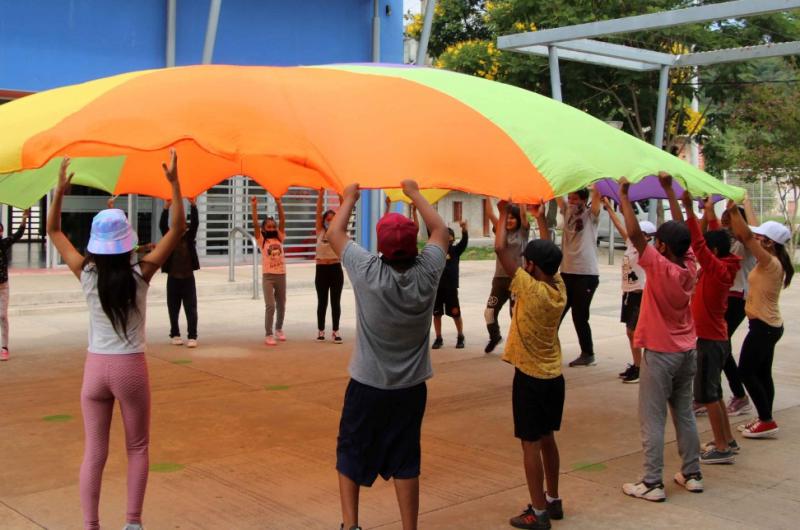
[43,414,73,422]
[572,462,607,472]
[171,359,192,365]
[149,462,184,473]
[264,384,290,391]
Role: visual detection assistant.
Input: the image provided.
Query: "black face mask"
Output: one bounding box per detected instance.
[262,230,279,240]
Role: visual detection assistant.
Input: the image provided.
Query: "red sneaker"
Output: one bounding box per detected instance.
[0,347,8,361]
[742,420,779,439]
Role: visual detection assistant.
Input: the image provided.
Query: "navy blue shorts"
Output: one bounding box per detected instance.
[336,379,427,487]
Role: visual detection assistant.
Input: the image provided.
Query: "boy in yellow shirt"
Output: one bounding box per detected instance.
[495,201,567,530]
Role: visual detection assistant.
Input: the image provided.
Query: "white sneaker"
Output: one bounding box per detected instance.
[170,336,184,346]
[622,481,666,502]
[674,472,704,493]
[186,339,198,348]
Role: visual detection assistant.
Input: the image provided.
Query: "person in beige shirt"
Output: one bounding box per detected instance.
[727,204,794,439]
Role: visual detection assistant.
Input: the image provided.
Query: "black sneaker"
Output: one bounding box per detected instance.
[568,354,596,367]
[619,363,633,378]
[432,337,444,350]
[622,365,640,384]
[485,335,502,353]
[509,504,551,529]
[456,335,465,349]
[545,496,563,520]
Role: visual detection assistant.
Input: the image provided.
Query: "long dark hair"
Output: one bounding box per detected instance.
[774,242,794,288]
[84,252,141,340]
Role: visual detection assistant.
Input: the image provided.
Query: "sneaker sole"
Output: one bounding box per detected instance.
[674,479,703,493]
[623,491,665,503]
[622,379,640,384]
[742,428,779,439]
[570,361,597,367]
[700,457,735,464]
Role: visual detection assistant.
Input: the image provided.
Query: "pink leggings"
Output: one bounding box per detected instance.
[80,353,150,530]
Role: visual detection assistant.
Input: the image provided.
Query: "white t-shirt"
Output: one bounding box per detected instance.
[81,265,148,354]
[561,205,599,275]
[621,240,645,292]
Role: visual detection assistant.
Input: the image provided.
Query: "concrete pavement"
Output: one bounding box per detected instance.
[1,256,798,529]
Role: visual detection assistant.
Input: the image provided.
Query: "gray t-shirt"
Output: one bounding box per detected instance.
[342,241,446,390]
[561,206,599,275]
[494,226,530,278]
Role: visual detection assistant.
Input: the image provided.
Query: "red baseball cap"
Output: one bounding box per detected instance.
[377,213,419,261]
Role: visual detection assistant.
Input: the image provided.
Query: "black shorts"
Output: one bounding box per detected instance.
[620,291,643,331]
[336,379,427,487]
[512,369,565,442]
[694,339,729,404]
[433,286,461,318]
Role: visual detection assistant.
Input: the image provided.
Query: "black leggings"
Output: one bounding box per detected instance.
[485,276,514,340]
[167,275,198,340]
[723,296,747,399]
[560,273,599,356]
[738,319,783,421]
[315,263,344,331]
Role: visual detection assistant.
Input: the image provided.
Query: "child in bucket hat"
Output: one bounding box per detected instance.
[47,150,187,530]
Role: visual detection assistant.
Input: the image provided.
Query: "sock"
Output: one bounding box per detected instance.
[533,508,546,516]
[546,493,560,503]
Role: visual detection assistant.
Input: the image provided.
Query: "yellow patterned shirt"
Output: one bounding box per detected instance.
[501,269,567,379]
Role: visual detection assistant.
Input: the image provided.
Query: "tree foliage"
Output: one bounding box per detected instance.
[408,0,800,175]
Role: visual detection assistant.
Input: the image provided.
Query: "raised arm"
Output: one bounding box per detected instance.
[531,202,549,241]
[659,171,684,223]
[403,180,448,253]
[276,197,286,241]
[251,196,262,245]
[139,149,186,282]
[10,209,29,243]
[519,204,530,231]
[159,201,170,237]
[602,197,628,241]
[494,201,520,277]
[453,220,469,255]
[327,184,359,257]
[316,188,325,233]
[618,178,648,255]
[743,195,759,226]
[46,158,84,279]
[384,195,392,218]
[556,196,566,214]
[187,199,199,240]
[726,199,772,266]
[410,204,420,233]
[484,197,498,229]
[590,187,602,218]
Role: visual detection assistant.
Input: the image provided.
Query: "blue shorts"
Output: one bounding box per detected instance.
[336,379,427,486]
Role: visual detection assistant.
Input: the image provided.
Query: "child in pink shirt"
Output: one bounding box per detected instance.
[618,174,702,503]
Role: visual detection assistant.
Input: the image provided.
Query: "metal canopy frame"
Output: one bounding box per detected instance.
[497,0,800,247]
[496,0,800,167]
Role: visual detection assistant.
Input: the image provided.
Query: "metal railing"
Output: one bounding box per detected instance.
[228,227,260,300]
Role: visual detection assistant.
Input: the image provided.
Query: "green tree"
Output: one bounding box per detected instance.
[411,0,800,163]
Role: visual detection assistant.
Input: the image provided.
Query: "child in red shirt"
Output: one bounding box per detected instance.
[682,191,741,464]
[619,174,702,502]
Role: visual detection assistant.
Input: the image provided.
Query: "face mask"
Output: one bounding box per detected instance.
[262,230,279,240]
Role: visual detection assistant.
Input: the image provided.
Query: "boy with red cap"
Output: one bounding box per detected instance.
[326,180,449,530]
[681,191,741,464]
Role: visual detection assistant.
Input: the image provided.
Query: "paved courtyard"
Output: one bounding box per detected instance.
[1,258,798,529]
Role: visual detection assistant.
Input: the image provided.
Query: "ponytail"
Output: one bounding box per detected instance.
[775,243,794,288]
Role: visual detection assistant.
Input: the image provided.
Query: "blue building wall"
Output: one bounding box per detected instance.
[0,0,403,249]
[0,0,403,91]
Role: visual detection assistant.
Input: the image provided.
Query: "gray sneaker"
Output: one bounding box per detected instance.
[702,439,740,454]
[569,354,596,367]
[123,525,143,530]
[700,447,735,464]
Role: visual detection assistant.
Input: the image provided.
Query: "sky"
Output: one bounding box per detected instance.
[403,0,421,15]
